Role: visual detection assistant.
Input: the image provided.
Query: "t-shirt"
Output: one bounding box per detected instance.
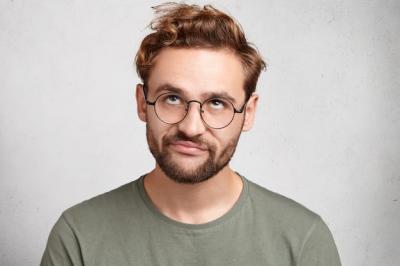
[40,174,341,266]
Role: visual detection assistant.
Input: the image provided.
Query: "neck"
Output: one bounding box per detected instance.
[143,165,243,224]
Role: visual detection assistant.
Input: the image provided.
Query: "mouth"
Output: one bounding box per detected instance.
[169,140,208,156]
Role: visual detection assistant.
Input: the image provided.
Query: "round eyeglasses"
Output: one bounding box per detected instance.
[143,85,248,129]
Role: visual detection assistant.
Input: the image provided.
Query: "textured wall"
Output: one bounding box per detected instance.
[0,0,399,265]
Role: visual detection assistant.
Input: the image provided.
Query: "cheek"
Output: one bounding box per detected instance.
[147,113,163,139]
[224,114,244,135]
[214,118,243,148]
[232,113,245,128]
[204,116,244,149]
[211,130,234,150]
[147,115,177,146]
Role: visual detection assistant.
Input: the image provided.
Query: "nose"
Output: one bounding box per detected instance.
[177,101,207,137]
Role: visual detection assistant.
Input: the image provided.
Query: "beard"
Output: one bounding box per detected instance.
[146,124,242,185]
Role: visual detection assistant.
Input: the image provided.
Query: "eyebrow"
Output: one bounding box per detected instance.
[153,83,238,104]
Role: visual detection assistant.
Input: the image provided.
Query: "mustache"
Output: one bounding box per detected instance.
[163,132,209,147]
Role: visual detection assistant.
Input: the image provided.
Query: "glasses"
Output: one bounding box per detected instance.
[143,85,248,129]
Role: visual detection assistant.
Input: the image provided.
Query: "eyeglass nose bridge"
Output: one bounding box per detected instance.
[179,100,206,127]
[172,100,206,130]
[185,100,205,113]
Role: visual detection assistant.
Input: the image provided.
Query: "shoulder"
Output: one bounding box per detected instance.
[61,178,142,230]
[245,177,321,233]
[41,178,145,264]
[244,178,341,265]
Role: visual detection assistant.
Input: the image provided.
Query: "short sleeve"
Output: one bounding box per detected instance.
[40,214,84,266]
[297,216,341,266]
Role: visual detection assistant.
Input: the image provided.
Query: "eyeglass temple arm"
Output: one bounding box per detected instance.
[234,94,251,113]
[142,84,156,105]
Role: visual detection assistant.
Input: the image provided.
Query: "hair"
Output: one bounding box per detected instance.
[135,2,267,99]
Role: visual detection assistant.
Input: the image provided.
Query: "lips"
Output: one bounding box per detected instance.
[169,140,208,155]
[172,141,207,150]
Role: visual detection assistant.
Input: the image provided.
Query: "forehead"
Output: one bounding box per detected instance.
[147,47,246,102]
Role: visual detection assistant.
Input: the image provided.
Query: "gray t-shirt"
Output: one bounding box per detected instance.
[41,174,341,265]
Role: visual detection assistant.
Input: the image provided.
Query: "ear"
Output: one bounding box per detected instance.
[242,93,259,132]
[135,84,147,122]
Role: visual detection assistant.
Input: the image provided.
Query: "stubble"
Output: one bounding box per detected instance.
[146,124,242,184]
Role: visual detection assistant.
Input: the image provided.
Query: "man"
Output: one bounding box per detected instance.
[41,3,341,266]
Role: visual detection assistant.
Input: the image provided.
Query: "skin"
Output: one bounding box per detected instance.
[135,47,258,224]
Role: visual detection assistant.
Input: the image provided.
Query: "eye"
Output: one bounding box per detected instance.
[164,94,182,105]
[208,99,227,110]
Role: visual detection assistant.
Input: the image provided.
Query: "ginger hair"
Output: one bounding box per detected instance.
[135,2,266,99]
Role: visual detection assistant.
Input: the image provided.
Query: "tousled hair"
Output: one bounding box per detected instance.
[135,2,266,99]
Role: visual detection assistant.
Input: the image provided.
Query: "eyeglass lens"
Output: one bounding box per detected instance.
[154,93,235,129]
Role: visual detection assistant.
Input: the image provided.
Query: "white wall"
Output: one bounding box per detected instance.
[1,0,399,265]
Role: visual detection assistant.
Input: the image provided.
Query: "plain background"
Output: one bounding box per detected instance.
[1,0,399,265]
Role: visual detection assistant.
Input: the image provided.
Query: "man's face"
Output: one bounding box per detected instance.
[137,47,257,184]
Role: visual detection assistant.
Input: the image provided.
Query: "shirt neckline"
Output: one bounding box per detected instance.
[136,172,249,230]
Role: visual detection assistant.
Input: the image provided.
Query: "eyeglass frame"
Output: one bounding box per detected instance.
[141,84,249,129]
